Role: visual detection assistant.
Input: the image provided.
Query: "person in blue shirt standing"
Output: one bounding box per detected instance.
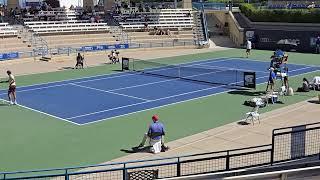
[267,67,277,92]
[138,115,168,153]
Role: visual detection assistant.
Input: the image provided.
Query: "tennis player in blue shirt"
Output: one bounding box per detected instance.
[138,115,168,152]
[268,67,276,92]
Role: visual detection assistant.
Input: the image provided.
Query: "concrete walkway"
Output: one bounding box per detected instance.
[108,98,319,164]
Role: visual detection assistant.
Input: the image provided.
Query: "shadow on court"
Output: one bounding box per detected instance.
[308,100,320,104]
[237,121,251,126]
[120,146,151,154]
[228,90,265,96]
[59,67,74,70]
[0,103,9,107]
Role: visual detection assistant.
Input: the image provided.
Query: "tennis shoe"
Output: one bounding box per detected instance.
[10,101,14,105]
[137,143,144,148]
[13,101,17,105]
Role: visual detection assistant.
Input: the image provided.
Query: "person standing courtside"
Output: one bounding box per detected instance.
[6,70,17,105]
[75,53,84,69]
[246,39,252,58]
[267,67,276,92]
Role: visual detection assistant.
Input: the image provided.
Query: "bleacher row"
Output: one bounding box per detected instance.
[0,8,199,56]
[22,9,194,34]
[25,21,110,34]
[22,8,81,22]
[0,23,18,37]
[115,9,194,30]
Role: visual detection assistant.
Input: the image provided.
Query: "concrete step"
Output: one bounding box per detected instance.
[39,56,51,62]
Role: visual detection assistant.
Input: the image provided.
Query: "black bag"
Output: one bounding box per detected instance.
[161,145,169,152]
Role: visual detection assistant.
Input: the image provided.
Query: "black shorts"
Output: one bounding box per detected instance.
[76,62,83,66]
[8,85,16,93]
[269,79,275,85]
[246,49,251,53]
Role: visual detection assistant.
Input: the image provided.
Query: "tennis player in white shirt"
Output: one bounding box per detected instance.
[6,70,17,105]
[246,39,252,58]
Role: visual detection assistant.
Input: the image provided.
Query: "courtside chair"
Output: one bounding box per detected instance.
[245,106,260,125]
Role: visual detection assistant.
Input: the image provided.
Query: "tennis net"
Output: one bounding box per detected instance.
[131,59,256,88]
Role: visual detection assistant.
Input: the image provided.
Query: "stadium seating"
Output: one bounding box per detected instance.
[25,21,110,34]
[38,30,195,50]
[22,7,109,35]
[114,9,194,30]
[0,23,18,37]
[40,33,119,48]
[22,8,81,22]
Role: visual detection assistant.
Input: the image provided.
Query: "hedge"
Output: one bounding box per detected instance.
[240,3,320,23]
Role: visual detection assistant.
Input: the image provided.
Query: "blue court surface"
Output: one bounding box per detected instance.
[0,58,319,125]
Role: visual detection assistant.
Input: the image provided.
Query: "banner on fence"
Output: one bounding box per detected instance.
[81,44,129,52]
[245,29,319,53]
[0,52,19,60]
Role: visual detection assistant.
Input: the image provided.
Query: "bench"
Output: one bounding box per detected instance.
[0,23,18,37]
[26,23,110,34]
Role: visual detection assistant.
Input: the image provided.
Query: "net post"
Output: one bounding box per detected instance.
[236,70,238,86]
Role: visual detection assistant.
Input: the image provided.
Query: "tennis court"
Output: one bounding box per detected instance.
[0,58,318,125]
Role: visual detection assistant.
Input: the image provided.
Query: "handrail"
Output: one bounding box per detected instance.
[0,144,271,176]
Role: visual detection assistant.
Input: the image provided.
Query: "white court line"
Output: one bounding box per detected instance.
[0,57,230,92]
[0,58,231,96]
[109,70,227,92]
[77,66,318,125]
[67,68,242,120]
[72,58,231,84]
[109,78,180,91]
[229,57,320,68]
[0,98,81,126]
[70,73,136,84]
[66,85,225,120]
[4,59,317,126]
[0,83,69,96]
[68,64,284,121]
[194,64,269,74]
[1,64,316,126]
[69,83,149,101]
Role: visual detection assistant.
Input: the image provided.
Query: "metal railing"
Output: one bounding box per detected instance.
[271,122,320,164]
[0,122,319,179]
[193,2,227,11]
[0,40,197,61]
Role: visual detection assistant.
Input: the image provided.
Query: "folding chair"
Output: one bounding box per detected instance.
[245,106,260,125]
[312,76,320,91]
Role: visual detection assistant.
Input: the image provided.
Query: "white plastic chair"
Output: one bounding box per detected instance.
[312,76,320,90]
[245,106,260,125]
